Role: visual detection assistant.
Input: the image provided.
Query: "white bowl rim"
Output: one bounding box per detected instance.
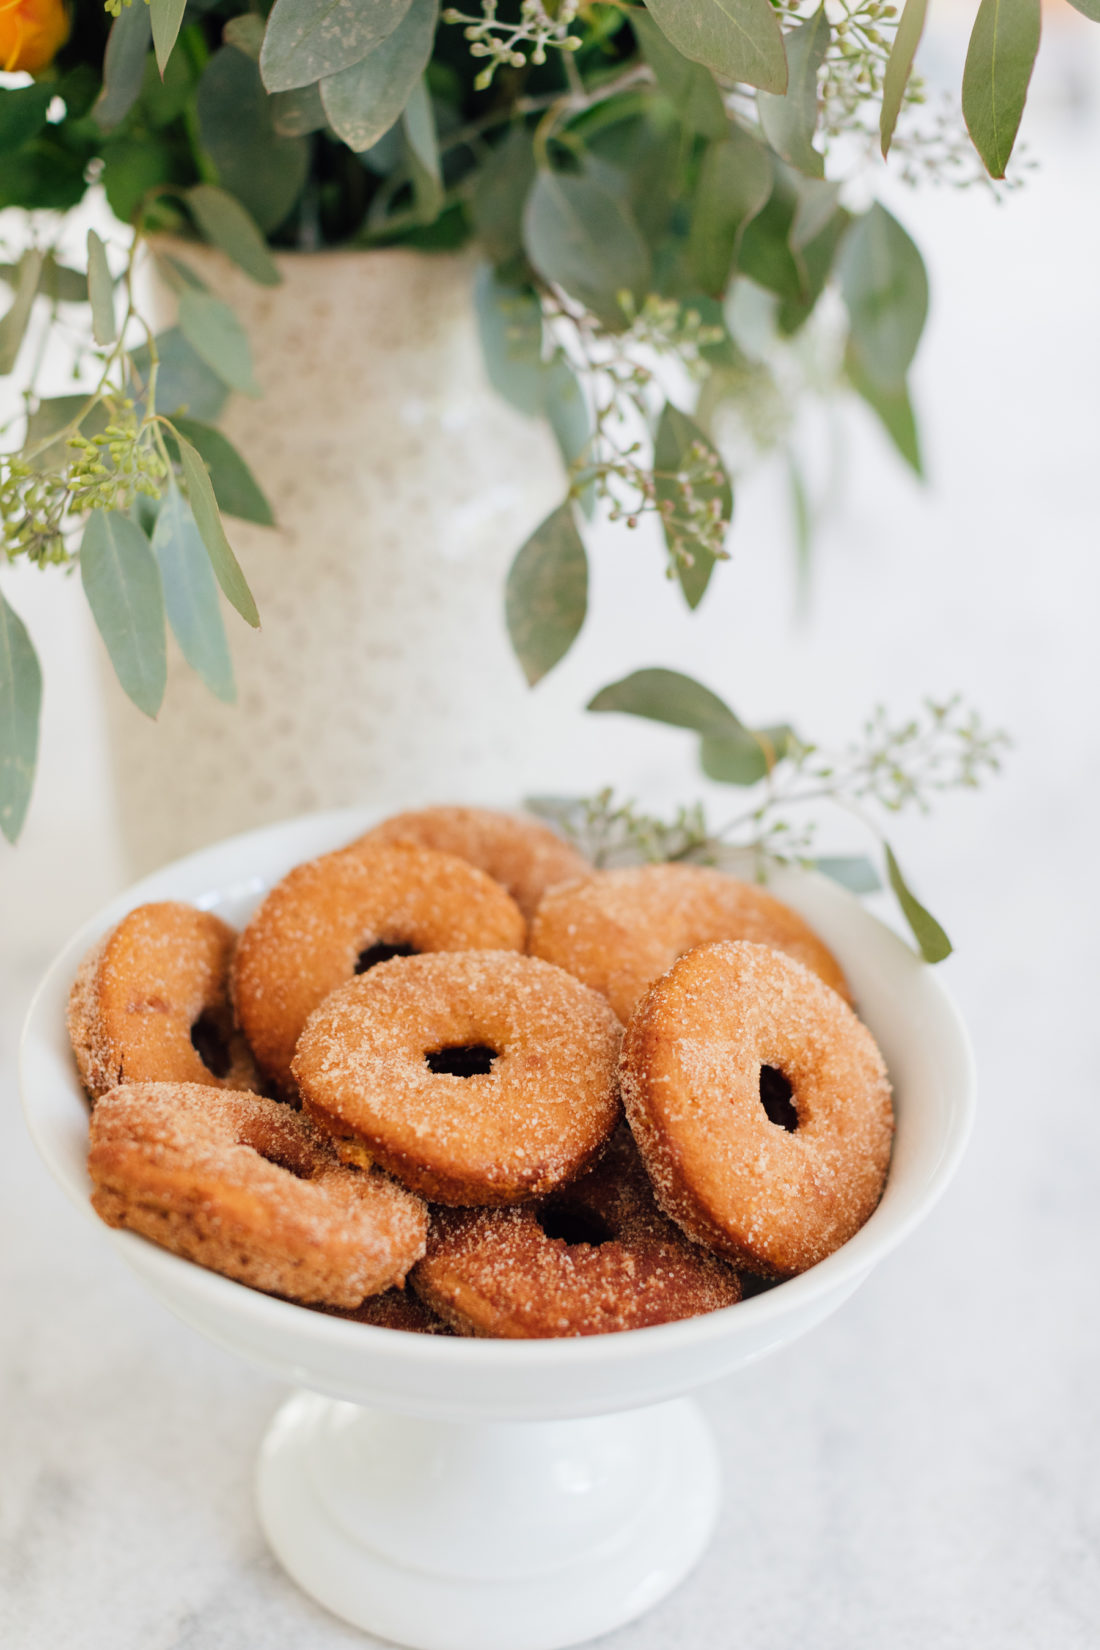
[20,804,977,1373]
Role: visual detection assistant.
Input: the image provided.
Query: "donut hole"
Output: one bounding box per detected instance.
[190,1009,232,1079]
[537,1201,615,1248]
[355,941,419,974]
[239,1121,316,1180]
[758,1064,798,1132]
[425,1044,499,1078]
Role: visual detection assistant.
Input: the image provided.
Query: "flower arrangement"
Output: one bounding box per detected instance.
[0,0,1040,936]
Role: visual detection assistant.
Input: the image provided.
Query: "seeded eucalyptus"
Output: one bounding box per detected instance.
[0,0,1048,847]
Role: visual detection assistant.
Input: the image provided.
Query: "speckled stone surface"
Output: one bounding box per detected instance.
[105,245,563,873]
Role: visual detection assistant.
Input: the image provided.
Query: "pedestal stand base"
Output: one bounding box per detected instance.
[257,1392,720,1650]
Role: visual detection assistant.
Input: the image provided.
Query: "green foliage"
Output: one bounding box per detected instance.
[152,482,236,703]
[962,0,1041,179]
[0,253,42,376]
[652,404,733,609]
[260,0,416,91]
[880,0,928,156]
[839,203,928,392]
[185,186,281,287]
[523,169,652,334]
[505,503,587,686]
[321,0,438,152]
[687,129,772,295]
[197,47,310,234]
[561,691,1006,958]
[80,509,168,718]
[0,594,42,845]
[178,292,261,397]
[173,429,261,628]
[150,0,187,77]
[86,232,117,347]
[758,7,829,179]
[166,420,275,527]
[643,0,788,96]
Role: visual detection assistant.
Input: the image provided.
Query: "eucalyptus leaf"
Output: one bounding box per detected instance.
[1065,0,1100,17]
[130,328,229,423]
[758,6,828,179]
[788,451,811,602]
[271,83,328,136]
[653,403,732,610]
[0,252,42,377]
[80,510,167,719]
[631,10,727,138]
[150,0,187,75]
[523,169,651,332]
[542,356,594,517]
[224,13,266,59]
[186,185,281,287]
[587,667,746,740]
[321,0,437,152]
[36,255,89,305]
[814,855,882,894]
[505,503,588,686]
[700,724,791,784]
[474,269,544,417]
[880,0,928,156]
[0,593,42,845]
[172,428,261,627]
[168,417,275,526]
[962,0,1040,179]
[885,842,952,962]
[153,253,210,294]
[22,395,109,471]
[471,125,537,268]
[197,47,310,233]
[838,202,928,393]
[0,84,52,152]
[178,291,261,397]
[152,483,236,702]
[86,231,116,347]
[789,177,841,252]
[845,343,923,477]
[260,0,415,92]
[687,129,772,295]
[643,0,788,94]
[402,77,443,222]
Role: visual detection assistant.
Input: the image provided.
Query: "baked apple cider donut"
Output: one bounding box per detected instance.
[529,862,850,1023]
[88,1083,428,1306]
[411,1127,741,1338]
[233,844,525,1091]
[68,901,257,1102]
[620,941,893,1278]
[352,805,591,921]
[293,950,623,1205]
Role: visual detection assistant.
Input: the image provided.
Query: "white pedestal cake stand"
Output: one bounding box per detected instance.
[20,808,976,1650]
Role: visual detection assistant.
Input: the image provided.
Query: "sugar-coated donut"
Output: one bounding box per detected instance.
[68,902,257,1102]
[620,941,893,1277]
[88,1082,428,1305]
[233,844,525,1091]
[410,1128,741,1337]
[529,863,850,1022]
[293,950,623,1206]
[352,806,591,921]
[322,1289,453,1334]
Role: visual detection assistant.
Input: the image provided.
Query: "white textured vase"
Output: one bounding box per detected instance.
[104,247,562,873]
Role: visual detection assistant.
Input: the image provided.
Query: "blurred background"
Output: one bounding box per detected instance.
[2,7,1098,1647]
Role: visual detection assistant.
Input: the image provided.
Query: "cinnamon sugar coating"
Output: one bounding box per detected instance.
[411,1128,741,1337]
[321,1288,453,1334]
[88,1083,427,1306]
[293,951,623,1206]
[529,863,851,1023]
[233,844,525,1091]
[620,941,893,1278]
[68,902,258,1102]
[352,806,591,921]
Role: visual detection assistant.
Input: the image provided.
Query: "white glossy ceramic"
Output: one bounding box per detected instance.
[20,807,976,1650]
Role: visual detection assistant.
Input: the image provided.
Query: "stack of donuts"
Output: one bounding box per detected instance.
[71,806,894,1339]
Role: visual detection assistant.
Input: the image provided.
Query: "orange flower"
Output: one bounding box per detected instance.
[0,0,69,74]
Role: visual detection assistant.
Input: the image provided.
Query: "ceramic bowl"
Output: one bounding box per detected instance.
[20,807,975,1650]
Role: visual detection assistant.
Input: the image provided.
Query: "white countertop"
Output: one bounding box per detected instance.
[3,31,1099,1649]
